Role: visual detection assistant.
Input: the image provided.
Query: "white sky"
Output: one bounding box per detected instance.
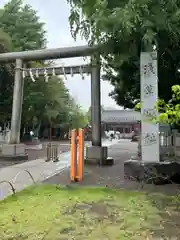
[0,0,121,110]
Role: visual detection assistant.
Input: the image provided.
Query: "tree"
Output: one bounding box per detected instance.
[21,75,77,137]
[135,84,180,131]
[87,106,91,124]
[0,0,86,138]
[0,0,46,51]
[157,85,180,126]
[67,0,180,108]
[23,77,68,124]
[69,102,88,129]
[0,0,46,124]
[0,28,14,124]
[87,105,104,124]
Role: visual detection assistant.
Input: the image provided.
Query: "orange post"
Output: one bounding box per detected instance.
[70,129,77,181]
[77,128,84,181]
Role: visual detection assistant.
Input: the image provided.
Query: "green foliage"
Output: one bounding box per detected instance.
[0,0,86,134]
[86,105,104,124]
[87,106,91,123]
[135,85,180,125]
[135,99,167,112]
[0,28,12,52]
[0,0,46,51]
[159,85,180,125]
[0,0,46,123]
[23,76,68,126]
[135,102,141,111]
[69,104,89,129]
[67,0,180,108]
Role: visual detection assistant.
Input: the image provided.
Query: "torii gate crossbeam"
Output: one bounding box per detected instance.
[0,44,109,165]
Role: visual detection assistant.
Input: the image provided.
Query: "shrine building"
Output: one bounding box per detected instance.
[101,109,141,138]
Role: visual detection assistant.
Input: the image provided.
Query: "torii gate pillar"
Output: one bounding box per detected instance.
[85,55,113,165]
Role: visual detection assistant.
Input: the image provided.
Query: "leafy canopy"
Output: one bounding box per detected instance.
[67,0,180,108]
[0,0,86,132]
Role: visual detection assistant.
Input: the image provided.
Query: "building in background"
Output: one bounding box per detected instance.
[101,108,171,139]
[101,109,141,138]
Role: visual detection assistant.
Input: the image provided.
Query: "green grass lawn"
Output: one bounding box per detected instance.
[0,184,179,239]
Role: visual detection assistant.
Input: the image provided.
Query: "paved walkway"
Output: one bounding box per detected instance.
[45,140,138,187]
[44,141,180,196]
[0,139,119,200]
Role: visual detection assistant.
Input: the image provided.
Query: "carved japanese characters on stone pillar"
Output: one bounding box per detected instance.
[140,50,159,162]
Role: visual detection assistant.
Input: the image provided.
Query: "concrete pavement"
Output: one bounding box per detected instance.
[0,139,124,200]
[44,140,138,187]
[25,141,71,161]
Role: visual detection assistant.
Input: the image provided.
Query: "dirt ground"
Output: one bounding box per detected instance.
[44,142,180,196]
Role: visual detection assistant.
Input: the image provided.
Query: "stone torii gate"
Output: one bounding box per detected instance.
[0,45,108,165]
[12,63,91,143]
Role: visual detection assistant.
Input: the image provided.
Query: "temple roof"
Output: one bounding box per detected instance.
[101,109,141,123]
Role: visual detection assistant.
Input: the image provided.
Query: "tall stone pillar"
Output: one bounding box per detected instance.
[1,58,27,160]
[10,58,24,144]
[140,48,159,162]
[85,54,113,165]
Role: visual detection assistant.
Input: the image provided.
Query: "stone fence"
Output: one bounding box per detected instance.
[138,130,180,159]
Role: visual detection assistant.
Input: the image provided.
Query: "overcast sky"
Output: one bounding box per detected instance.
[0,0,121,110]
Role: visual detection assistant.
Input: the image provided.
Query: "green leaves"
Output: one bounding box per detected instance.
[0,28,13,52]
[159,112,168,123]
[0,0,46,51]
[23,75,69,127]
[0,0,86,131]
[135,86,180,125]
[67,0,180,108]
